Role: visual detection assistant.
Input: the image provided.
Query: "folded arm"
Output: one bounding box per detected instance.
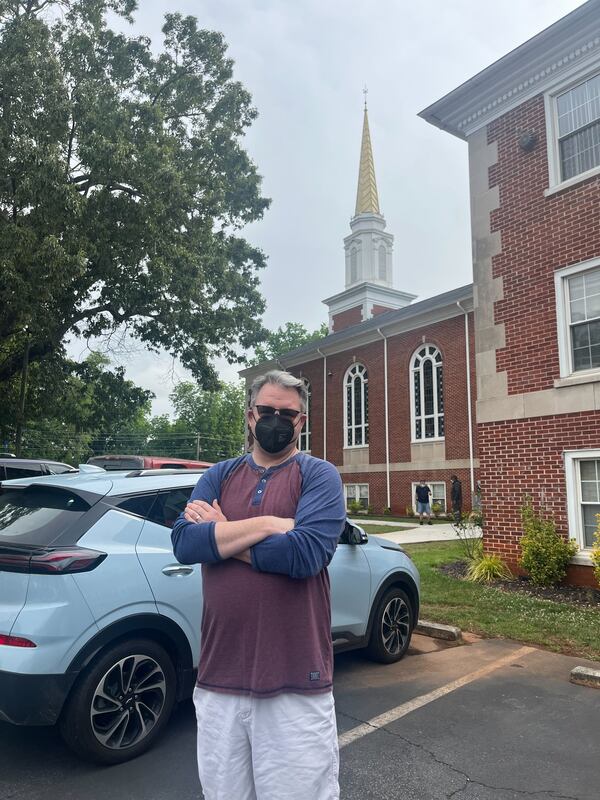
[250,459,346,579]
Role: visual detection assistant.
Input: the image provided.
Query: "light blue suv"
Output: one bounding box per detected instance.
[0,466,420,764]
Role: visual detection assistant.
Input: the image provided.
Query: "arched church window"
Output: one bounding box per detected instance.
[350,248,358,284]
[378,244,387,280]
[410,345,444,440]
[344,363,369,447]
[299,378,311,452]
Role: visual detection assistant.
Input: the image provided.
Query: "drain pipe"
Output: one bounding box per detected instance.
[456,302,475,497]
[316,348,327,461]
[376,328,391,510]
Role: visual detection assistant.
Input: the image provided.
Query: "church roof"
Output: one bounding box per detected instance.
[354,107,380,215]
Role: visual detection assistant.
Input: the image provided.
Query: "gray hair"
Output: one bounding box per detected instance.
[249,370,308,413]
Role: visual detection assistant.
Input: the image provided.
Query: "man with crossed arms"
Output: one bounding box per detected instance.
[172,370,346,800]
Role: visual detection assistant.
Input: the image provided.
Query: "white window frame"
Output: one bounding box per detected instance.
[564,449,600,559]
[554,256,600,380]
[410,344,444,443]
[411,482,446,513]
[344,483,369,510]
[544,66,600,196]
[344,363,369,449]
[298,378,311,453]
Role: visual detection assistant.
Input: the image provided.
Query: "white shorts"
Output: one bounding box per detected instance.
[193,687,339,800]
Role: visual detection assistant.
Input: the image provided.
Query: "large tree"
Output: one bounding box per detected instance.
[0,0,269,388]
[250,322,328,365]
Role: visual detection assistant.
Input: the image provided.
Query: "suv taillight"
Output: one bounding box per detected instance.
[0,634,36,647]
[0,547,106,574]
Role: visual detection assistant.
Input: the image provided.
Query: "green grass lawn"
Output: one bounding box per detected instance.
[404,541,600,662]
[351,514,450,524]
[360,523,415,535]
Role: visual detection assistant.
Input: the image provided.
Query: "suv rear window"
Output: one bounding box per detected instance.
[0,487,91,546]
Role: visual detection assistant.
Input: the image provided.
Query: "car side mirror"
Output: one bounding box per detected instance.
[342,520,367,545]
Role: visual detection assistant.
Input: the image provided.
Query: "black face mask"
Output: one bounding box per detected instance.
[254,414,296,454]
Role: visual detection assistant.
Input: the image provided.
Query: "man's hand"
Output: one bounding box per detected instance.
[185,499,227,524]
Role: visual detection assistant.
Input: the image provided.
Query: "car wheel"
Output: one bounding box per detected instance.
[59,638,176,764]
[366,587,413,664]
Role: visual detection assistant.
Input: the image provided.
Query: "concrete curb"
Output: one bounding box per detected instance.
[416,620,462,642]
[570,666,600,688]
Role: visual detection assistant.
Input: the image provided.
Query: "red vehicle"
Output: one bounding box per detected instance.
[87,455,213,471]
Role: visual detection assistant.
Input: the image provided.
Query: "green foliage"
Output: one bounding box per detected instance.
[366,504,375,515]
[250,322,328,366]
[466,554,513,583]
[0,1,269,388]
[0,353,153,463]
[591,514,600,587]
[348,500,363,515]
[451,515,483,562]
[405,505,415,518]
[431,502,442,515]
[519,498,578,587]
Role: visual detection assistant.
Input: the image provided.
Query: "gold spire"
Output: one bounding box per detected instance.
[354,98,380,216]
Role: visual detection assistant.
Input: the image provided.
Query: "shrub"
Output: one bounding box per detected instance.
[431,502,442,516]
[468,510,484,528]
[348,500,363,515]
[367,504,375,515]
[519,498,577,587]
[591,513,600,587]
[383,506,392,516]
[405,505,415,518]
[466,554,513,583]
[452,516,483,562]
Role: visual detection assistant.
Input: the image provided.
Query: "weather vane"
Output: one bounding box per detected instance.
[363,85,368,109]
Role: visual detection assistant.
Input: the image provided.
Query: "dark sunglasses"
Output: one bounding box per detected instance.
[254,404,302,420]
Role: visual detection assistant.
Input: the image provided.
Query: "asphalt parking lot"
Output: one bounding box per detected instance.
[1,633,598,800]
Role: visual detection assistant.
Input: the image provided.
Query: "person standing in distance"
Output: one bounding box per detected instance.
[450,474,463,522]
[415,479,433,525]
[171,370,346,800]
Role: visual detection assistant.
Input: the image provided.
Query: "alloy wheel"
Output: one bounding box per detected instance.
[381,596,410,655]
[89,654,167,750]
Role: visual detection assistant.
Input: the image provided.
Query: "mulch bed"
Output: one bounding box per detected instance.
[440,560,600,610]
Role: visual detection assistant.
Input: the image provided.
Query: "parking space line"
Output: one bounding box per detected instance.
[338,645,535,748]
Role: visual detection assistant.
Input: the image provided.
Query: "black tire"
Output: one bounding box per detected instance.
[59,638,176,765]
[366,587,413,664]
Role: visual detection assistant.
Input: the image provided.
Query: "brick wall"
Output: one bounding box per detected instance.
[479,412,600,587]
[479,94,600,585]
[287,312,478,515]
[488,94,600,395]
[331,306,362,332]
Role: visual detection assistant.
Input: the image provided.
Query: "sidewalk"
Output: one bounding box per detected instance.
[349,518,482,545]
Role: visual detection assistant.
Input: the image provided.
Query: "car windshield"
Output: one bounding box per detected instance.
[0,486,91,546]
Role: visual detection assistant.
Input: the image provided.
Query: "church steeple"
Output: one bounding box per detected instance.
[355,101,380,216]
[322,95,416,334]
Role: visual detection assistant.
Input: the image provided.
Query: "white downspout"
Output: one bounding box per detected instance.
[316,348,327,461]
[456,302,475,497]
[376,328,391,510]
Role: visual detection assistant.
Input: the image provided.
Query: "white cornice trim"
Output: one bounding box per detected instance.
[420,3,600,139]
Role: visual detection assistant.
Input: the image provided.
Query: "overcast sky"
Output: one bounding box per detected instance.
[68,0,585,416]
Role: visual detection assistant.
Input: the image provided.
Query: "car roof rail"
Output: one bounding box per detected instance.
[125,468,208,477]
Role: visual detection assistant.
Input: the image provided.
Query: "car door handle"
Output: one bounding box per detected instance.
[162,564,195,576]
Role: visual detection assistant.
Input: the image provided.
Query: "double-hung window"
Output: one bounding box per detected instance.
[344,483,369,510]
[555,258,600,378]
[546,70,600,190]
[564,450,600,552]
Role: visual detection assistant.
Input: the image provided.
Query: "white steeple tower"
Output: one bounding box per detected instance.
[324,94,415,333]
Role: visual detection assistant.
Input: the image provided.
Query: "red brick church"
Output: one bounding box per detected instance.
[242,1,600,586]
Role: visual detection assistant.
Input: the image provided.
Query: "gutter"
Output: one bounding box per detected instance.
[376,328,391,510]
[456,302,475,497]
